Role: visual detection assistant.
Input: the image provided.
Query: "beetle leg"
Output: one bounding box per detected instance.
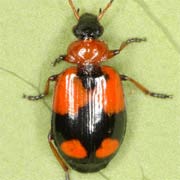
[52,55,67,66]
[119,37,147,52]
[108,38,147,58]
[23,74,58,101]
[48,133,70,180]
[120,74,173,99]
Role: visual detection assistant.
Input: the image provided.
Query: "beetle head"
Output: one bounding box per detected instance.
[68,0,113,39]
[73,13,104,39]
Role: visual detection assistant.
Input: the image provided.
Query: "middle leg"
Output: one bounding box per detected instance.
[120,74,173,99]
[23,74,58,101]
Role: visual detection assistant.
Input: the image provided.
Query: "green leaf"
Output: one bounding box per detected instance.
[0,0,180,180]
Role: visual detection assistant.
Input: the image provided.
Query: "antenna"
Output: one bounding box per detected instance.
[68,0,80,20]
[98,0,114,20]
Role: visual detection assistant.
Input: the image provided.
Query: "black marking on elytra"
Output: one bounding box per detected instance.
[52,105,126,154]
[104,73,109,81]
[77,65,108,90]
[52,105,126,172]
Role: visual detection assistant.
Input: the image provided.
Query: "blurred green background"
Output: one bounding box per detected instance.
[0,0,180,180]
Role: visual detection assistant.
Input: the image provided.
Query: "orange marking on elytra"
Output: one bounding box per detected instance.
[60,139,87,159]
[53,67,88,115]
[101,66,125,114]
[96,138,120,158]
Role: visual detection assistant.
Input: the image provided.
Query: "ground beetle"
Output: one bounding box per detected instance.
[24,1,172,179]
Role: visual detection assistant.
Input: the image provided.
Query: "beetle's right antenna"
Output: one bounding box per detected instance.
[98,0,114,20]
[68,0,80,20]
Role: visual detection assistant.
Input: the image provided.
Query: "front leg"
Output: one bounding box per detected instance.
[108,37,147,58]
[52,55,67,66]
[23,74,58,101]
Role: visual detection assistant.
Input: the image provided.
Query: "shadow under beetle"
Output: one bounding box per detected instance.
[24,0,172,180]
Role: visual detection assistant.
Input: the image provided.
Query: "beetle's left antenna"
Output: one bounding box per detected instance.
[68,0,80,20]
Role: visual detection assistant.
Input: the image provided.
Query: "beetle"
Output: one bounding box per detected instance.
[23,0,172,180]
